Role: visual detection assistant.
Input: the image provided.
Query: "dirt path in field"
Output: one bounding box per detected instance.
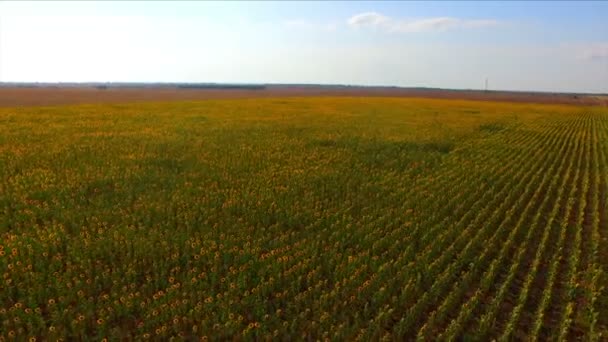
[0,86,605,107]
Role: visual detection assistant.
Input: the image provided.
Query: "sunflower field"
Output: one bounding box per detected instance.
[0,97,606,340]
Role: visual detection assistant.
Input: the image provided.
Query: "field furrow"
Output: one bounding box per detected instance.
[437,120,584,341]
[593,112,608,338]
[471,116,585,340]
[500,118,587,340]
[512,116,591,340]
[412,126,579,339]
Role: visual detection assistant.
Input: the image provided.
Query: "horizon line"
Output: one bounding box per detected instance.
[0,81,605,96]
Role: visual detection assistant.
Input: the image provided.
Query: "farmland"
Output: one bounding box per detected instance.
[0,97,606,340]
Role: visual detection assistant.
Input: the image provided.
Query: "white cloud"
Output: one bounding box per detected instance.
[347,12,498,33]
[580,43,608,61]
[347,12,390,28]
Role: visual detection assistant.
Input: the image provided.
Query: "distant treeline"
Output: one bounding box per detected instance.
[177,84,266,90]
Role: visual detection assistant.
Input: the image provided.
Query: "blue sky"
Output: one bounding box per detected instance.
[0,1,607,93]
